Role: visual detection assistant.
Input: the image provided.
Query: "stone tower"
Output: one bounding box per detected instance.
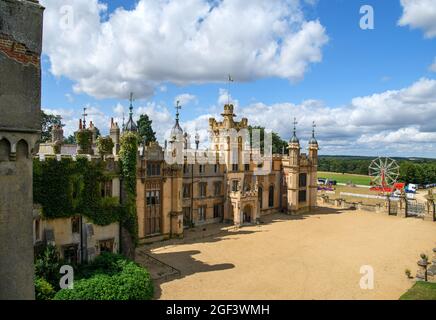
[110,118,121,155]
[282,119,319,214]
[308,123,319,208]
[0,0,44,300]
[286,120,301,212]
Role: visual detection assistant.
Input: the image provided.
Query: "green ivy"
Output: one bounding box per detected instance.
[96,136,114,156]
[119,132,139,244]
[76,130,93,154]
[33,157,124,226]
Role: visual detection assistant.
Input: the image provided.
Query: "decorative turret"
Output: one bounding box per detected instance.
[51,123,64,155]
[170,100,184,143]
[195,132,200,150]
[309,121,318,147]
[89,121,98,144]
[110,118,121,155]
[51,124,64,144]
[124,92,138,133]
[289,117,300,145]
[75,112,94,155]
[309,121,318,166]
[288,118,300,166]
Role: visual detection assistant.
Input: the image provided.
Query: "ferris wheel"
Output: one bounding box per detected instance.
[369,157,400,190]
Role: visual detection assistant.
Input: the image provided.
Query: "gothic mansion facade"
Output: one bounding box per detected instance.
[36,102,319,249]
[136,104,319,243]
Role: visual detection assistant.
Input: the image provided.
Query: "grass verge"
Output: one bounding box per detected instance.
[400,282,436,300]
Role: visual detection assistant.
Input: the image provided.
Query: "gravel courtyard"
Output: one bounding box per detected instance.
[139,208,436,300]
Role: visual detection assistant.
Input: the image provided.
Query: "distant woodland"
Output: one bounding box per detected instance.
[318,156,436,185]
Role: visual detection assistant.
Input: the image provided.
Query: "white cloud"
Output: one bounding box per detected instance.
[113,103,125,116]
[233,78,436,157]
[430,57,436,72]
[65,93,74,103]
[398,0,436,38]
[44,77,436,157]
[174,93,198,107]
[41,0,328,99]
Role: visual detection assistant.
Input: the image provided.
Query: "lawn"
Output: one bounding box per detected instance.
[400,282,436,300]
[318,171,371,186]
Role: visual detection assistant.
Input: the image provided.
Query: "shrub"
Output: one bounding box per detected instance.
[35,245,63,290]
[35,277,55,300]
[75,252,126,279]
[54,254,154,300]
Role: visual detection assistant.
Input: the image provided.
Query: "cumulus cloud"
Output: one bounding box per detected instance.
[44,78,436,157]
[174,94,198,107]
[230,78,436,156]
[398,0,436,38]
[40,0,328,99]
[430,57,436,72]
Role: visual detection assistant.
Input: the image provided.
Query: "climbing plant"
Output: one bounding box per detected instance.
[119,132,139,243]
[33,157,124,226]
[96,136,114,157]
[76,130,93,154]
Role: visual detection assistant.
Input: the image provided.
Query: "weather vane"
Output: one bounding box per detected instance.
[227,74,234,105]
[175,100,182,121]
[82,107,88,129]
[129,92,135,112]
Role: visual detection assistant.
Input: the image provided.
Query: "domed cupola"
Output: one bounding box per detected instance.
[170,100,184,142]
[289,117,300,144]
[124,93,138,133]
[309,121,318,146]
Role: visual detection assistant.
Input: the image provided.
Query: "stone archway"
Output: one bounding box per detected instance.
[243,204,253,224]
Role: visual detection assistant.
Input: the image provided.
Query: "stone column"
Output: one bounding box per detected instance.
[0,0,44,300]
[398,194,407,218]
[428,248,436,283]
[424,199,435,222]
[416,255,430,282]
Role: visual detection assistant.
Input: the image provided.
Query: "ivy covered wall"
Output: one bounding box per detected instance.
[33,157,125,227]
[33,132,140,248]
[119,132,139,245]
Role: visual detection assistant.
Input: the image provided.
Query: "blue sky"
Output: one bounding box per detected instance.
[40,0,436,157]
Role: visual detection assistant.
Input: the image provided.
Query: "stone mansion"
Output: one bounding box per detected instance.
[35,100,319,254]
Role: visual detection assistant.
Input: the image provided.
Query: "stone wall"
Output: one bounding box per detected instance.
[0,0,44,300]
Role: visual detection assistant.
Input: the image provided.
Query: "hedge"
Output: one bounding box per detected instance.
[54,254,154,300]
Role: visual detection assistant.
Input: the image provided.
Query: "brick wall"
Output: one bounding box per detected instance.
[0,33,40,68]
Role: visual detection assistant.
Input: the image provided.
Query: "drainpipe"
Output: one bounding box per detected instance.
[191,163,194,226]
[80,215,84,264]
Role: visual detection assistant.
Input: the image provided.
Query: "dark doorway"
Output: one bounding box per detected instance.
[243,205,252,224]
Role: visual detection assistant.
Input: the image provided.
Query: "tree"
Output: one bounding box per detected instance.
[137,114,156,144]
[40,110,63,143]
[248,126,288,155]
[64,135,76,144]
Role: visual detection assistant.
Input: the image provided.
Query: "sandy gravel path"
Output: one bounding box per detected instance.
[139,208,436,300]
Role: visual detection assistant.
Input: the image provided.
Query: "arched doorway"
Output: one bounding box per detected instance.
[243,205,252,224]
[269,185,274,208]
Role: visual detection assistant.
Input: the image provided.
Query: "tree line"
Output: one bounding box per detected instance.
[319,156,436,186]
